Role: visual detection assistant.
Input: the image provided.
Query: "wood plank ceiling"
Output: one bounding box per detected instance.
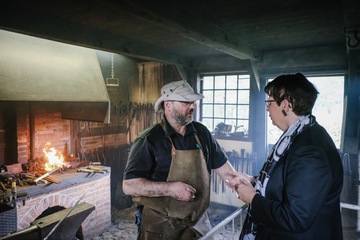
[0,0,359,67]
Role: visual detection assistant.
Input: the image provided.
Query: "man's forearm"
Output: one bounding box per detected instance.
[214,160,237,181]
[123,178,197,202]
[122,178,172,197]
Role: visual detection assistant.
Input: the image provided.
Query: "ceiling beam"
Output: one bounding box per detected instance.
[118,0,257,60]
[0,3,190,66]
[248,60,261,91]
[175,65,188,81]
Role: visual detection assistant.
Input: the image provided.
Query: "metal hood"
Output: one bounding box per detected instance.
[0,29,110,122]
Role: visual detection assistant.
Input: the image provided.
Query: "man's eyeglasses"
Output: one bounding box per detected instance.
[265,100,276,107]
[179,101,196,107]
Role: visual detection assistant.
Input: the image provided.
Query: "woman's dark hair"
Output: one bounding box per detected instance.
[264,73,319,115]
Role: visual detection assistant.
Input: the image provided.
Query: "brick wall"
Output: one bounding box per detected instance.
[12,103,128,164]
[32,112,70,158]
[16,103,30,164]
[14,104,71,163]
[15,171,111,238]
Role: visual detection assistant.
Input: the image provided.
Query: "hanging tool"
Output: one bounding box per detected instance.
[106,53,119,87]
[240,149,245,172]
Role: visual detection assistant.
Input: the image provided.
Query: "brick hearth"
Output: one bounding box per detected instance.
[3,168,111,238]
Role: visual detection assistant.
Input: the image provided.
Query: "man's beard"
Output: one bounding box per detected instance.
[172,108,194,126]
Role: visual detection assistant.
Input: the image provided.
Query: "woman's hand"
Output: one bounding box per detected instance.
[225,171,254,189]
[224,172,256,204]
[235,178,257,204]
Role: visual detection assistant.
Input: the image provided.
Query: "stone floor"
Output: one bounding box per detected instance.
[86,202,241,240]
[342,208,360,240]
[86,203,360,240]
[86,205,137,240]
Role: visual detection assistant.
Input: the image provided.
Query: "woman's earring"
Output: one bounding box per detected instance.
[282,109,287,116]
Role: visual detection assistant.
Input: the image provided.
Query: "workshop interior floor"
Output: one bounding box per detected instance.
[90,202,360,240]
[208,203,360,240]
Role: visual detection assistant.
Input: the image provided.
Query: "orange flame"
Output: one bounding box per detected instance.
[43,143,64,171]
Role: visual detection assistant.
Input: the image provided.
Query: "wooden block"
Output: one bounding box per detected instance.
[6,163,23,174]
[44,176,60,184]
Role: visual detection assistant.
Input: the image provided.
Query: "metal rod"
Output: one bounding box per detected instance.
[43,192,86,240]
[199,204,247,239]
[340,202,360,211]
[34,167,60,184]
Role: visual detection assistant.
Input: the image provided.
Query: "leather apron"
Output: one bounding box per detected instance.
[133,132,210,240]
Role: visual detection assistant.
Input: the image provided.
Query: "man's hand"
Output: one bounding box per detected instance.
[169,182,197,202]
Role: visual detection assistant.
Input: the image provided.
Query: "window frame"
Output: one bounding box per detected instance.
[199,73,251,140]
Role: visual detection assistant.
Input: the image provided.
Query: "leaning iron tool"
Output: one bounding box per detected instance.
[43,192,86,240]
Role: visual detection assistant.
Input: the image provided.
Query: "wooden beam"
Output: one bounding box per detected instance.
[175,65,188,80]
[191,55,249,73]
[248,60,261,92]
[118,0,257,60]
[0,3,190,66]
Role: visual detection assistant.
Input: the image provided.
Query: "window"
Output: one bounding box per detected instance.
[200,74,250,136]
[267,75,344,149]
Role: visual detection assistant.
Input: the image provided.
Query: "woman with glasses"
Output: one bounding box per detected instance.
[228,73,343,240]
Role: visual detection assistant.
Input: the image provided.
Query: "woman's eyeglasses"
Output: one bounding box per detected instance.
[265,100,276,107]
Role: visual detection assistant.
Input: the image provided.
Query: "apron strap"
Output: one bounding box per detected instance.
[159,120,203,158]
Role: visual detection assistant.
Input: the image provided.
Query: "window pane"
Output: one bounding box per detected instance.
[226,119,236,132]
[214,90,225,103]
[203,90,213,103]
[203,76,214,89]
[214,119,224,128]
[215,76,225,88]
[201,118,213,130]
[237,105,249,118]
[226,75,238,89]
[226,90,237,103]
[239,76,250,89]
[309,76,344,148]
[202,105,213,118]
[238,90,250,104]
[236,119,249,132]
[214,105,225,118]
[226,105,237,118]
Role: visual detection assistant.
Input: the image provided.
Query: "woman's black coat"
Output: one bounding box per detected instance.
[250,123,343,240]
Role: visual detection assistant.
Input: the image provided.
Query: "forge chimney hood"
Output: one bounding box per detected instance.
[0,29,110,122]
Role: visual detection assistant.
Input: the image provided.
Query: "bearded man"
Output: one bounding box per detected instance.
[123,80,237,240]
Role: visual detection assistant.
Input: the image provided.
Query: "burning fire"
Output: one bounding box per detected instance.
[43,143,65,171]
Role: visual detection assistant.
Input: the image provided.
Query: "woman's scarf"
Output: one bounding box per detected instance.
[240,114,316,240]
